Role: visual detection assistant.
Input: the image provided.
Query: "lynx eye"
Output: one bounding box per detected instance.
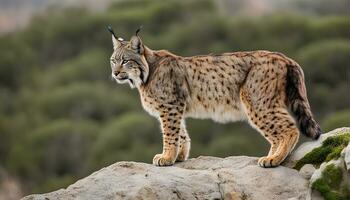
[121,60,129,65]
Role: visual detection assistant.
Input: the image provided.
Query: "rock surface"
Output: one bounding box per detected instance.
[345,143,350,172]
[23,156,308,200]
[299,164,315,179]
[22,127,350,200]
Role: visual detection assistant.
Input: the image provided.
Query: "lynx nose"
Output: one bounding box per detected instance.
[114,71,120,76]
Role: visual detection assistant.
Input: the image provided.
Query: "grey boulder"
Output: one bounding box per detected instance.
[22,156,308,200]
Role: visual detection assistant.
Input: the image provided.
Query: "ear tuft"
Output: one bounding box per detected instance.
[112,35,121,49]
[107,25,121,49]
[135,25,143,36]
[107,26,118,40]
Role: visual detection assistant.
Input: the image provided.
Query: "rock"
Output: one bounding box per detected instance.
[344,143,350,172]
[23,128,350,200]
[22,156,308,200]
[299,164,315,179]
[284,127,350,168]
[308,189,324,200]
[309,157,350,200]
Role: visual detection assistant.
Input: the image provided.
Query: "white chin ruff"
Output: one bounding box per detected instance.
[114,77,135,89]
[127,80,135,88]
[112,74,140,89]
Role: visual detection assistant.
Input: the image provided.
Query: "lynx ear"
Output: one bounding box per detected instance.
[112,36,121,49]
[130,26,144,54]
[130,36,144,54]
[107,26,121,49]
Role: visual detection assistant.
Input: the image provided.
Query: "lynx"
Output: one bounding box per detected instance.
[107,27,322,168]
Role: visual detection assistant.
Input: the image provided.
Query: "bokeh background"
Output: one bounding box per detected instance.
[0,0,349,198]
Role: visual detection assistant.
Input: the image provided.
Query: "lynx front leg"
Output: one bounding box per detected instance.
[176,121,191,162]
[153,108,183,166]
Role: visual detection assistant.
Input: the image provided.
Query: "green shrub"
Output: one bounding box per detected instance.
[7,119,99,192]
[297,40,350,116]
[28,82,138,120]
[90,112,159,169]
[40,48,109,88]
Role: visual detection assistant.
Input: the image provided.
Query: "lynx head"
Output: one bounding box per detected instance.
[108,26,149,88]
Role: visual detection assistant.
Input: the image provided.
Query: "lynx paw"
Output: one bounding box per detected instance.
[258,156,280,168]
[176,152,188,162]
[153,154,175,166]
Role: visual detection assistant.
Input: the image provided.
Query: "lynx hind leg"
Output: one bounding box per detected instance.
[256,113,299,168]
[241,95,299,167]
[240,67,299,167]
[176,123,191,162]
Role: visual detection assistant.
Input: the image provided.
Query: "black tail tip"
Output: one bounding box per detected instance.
[313,126,323,140]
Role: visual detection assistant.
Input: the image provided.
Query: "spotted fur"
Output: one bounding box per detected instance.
[109,32,321,167]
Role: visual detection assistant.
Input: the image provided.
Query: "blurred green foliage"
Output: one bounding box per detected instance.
[0,0,349,195]
[323,110,350,132]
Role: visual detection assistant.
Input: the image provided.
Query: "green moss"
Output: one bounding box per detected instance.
[298,134,350,200]
[326,146,344,162]
[312,179,342,200]
[312,164,348,200]
[323,134,350,147]
[294,133,350,170]
[322,164,343,189]
[294,146,332,170]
